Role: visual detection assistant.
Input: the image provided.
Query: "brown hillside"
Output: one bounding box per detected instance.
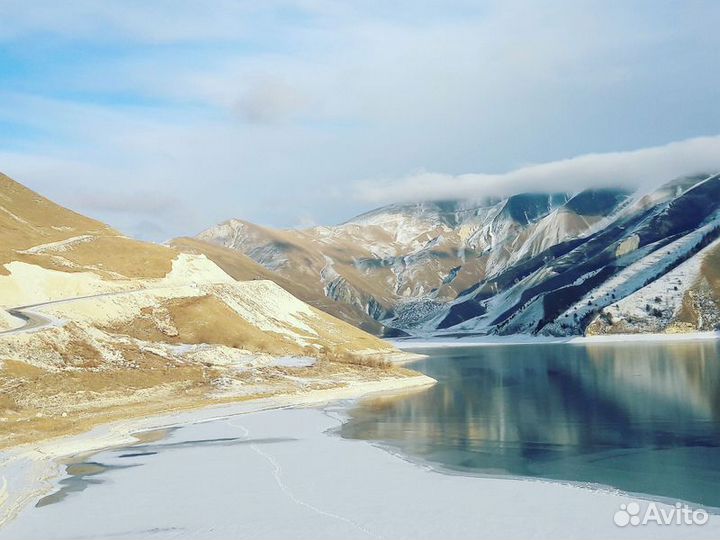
[0,172,177,279]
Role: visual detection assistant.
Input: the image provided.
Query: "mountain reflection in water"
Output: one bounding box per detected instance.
[341,342,720,507]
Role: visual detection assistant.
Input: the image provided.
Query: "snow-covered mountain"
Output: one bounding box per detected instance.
[194,173,720,337]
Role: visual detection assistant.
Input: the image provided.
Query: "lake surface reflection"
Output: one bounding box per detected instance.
[341,341,720,507]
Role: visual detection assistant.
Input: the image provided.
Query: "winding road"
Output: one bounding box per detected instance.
[0,283,205,338]
[0,290,143,337]
[1,308,54,336]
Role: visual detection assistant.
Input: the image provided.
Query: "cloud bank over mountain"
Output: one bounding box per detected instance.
[354,136,720,204]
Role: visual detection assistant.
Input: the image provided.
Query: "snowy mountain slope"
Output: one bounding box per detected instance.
[196,184,646,335]
[585,237,720,335]
[195,173,719,337]
[195,195,573,331]
[434,173,720,336]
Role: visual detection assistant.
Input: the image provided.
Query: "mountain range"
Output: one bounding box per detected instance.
[191,173,720,338]
[2,168,719,446]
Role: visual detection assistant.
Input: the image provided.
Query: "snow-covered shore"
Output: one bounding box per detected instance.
[0,374,435,532]
[1,394,718,539]
[390,331,720,349]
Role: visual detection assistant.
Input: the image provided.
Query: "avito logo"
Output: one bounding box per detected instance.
[614,502,709,527]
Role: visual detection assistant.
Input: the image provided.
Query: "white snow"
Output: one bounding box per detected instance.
[163,253,235,285]
[271,356,317,368]
[0,310,24,332]
[220,280,319,339]
[0,206,29,226]
[17,235,96,255]
[0,261,128,308]
[1,396,717,540]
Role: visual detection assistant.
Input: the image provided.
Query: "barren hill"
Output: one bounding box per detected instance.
[0,174,421,448]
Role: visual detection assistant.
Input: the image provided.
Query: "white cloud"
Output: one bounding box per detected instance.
[353,136,720,203]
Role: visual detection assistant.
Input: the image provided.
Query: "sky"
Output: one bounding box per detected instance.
[0,1,719,241]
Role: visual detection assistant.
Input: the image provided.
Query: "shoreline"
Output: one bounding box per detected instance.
[0,373,436,530]
[390,330,720,349]
[0,348,427,451]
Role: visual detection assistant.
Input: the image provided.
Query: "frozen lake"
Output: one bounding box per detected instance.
[3,341,719,540]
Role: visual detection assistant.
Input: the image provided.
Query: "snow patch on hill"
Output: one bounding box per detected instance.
[588,237,720,334]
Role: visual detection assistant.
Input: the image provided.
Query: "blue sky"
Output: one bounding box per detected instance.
[0,0,719,240]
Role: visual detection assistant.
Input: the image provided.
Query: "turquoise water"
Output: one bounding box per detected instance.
[341,341,720,507]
